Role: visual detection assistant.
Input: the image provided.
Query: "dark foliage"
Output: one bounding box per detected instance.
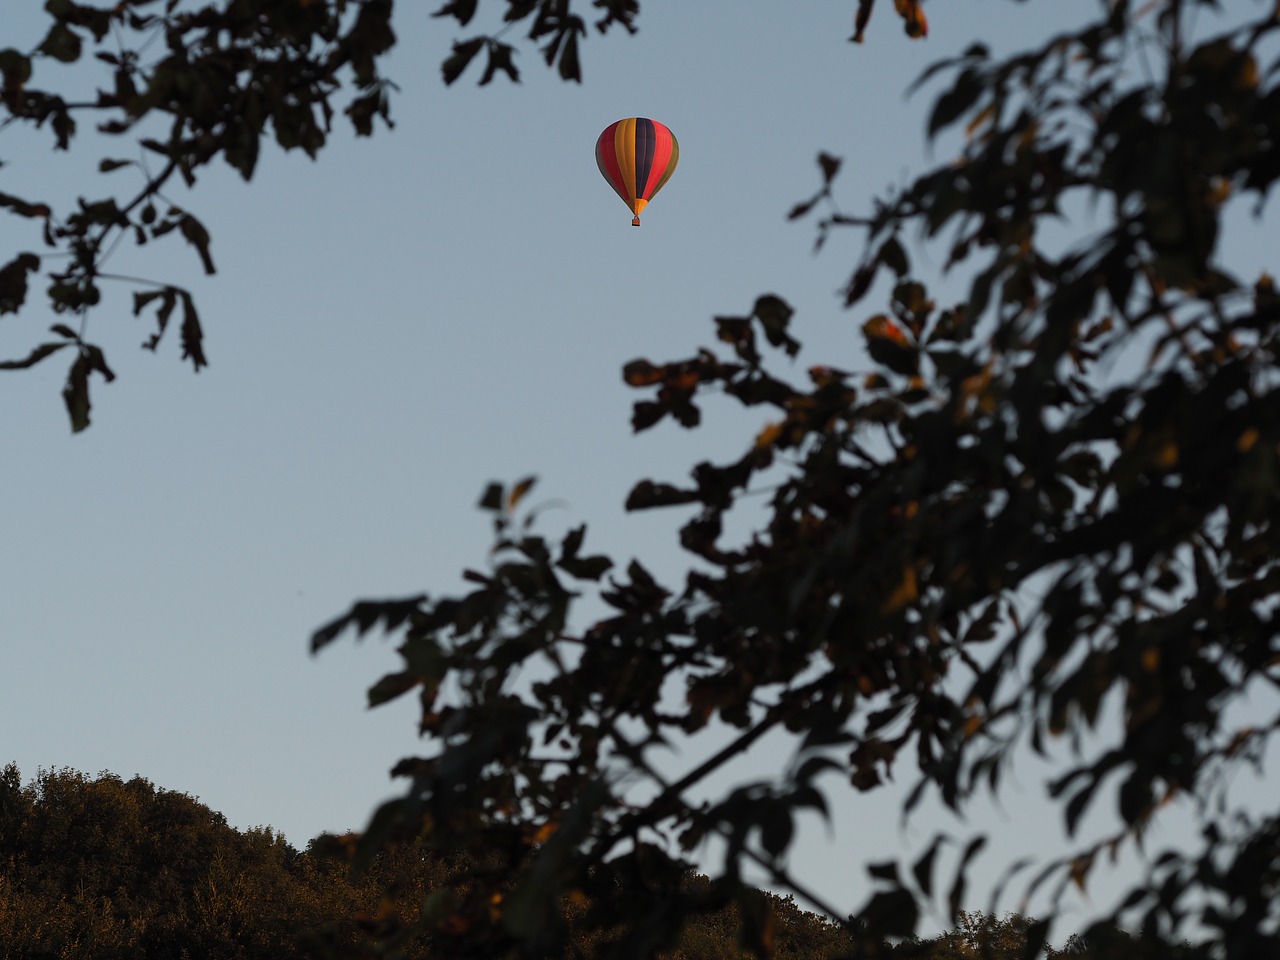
[308,2,1280,959]
[0,763,365,957]
[0,763,893,960]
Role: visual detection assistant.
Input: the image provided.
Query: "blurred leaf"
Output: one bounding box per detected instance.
[557,554,612,580]
[753,295,799,357]
[878,236,909,276]
[962,600,1001,645]
[556,31,580,82]
[626,479,700,511]
[478,482,505,511]
[912,836,943,898]
[0,253,40,315]
[179,215,215,275]
[852,0,874,43]
[788,194,821,220]
[948,836,986,921]
[0,341,70,371]
[39,22,82,63]
[368,671,420,707]
[61,345,115,433]
[894,0,928,39]
[480,41,519,85]
[929,69,982,139]
[881,565,919,614]
[818,152,842,183]
[177,289,207,370]
[738,889,776,960]
[442,37,484,84]
[508,475,537,511]
[867,860,900,884]
[860,887,918,939]
[310,595,427,652]
[863,315,919,376]
[0,48,33,88]
[623,359,665,386]
[759,803,793,859]
[1021,918,1050,960]
[0,193,52,219]
[433,0,478,25]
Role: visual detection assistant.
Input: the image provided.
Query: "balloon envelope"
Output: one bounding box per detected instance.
[595,118,679,225]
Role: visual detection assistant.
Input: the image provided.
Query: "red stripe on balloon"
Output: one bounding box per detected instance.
[595,121,632,209]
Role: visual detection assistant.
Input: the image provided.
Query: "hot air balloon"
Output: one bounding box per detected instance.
[595,118,679,226]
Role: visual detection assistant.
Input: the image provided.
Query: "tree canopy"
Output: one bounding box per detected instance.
[6,764,1067,960]
[7,1,1280,959]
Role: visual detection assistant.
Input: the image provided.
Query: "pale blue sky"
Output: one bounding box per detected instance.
[3,0,1276,939]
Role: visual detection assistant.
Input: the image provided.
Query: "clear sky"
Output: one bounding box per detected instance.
[3,0,1276,940]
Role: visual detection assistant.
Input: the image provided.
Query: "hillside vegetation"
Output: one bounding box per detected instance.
[0,765,1118,959]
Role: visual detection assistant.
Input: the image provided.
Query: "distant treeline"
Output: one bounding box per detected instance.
[0,764,1109,958]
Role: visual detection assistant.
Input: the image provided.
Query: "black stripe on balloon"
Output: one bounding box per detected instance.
[634,118,655,200]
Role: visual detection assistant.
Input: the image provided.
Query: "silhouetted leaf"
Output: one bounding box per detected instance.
[962,600,1001,645]
[442,37,484,84]
[177,290,206,370]
[788,193,821,220]
[368,671,420,707]
[0,48,33,90]
[759,803,793,858]
[878,235,909,276]
[508,475,537,511]
[912,836,944,899]
[310,595,428,652]
[556,31,581,82]
[818,152,841,184]
[1021,918,1050,960]
[897,0,928,39]
[40,23,82,63]
[0,341,70,370]
[867,860,900,884]
[852,0,873,43]
[478,482,505,511]
[0,253,40,314]
[433,0,478,25]
[558,554,612,580]
[929,69,982,139]
[863,315,919,376]
[61,344,115,433]
[737,889,776,960]
[480,41,519,85]
[179,215,215,275]
[626,480,699,511]
[622,359,665,386]
[0,193,51,218]
[948,836,986,921]
[860,887,918,939]
[753,295,799,357]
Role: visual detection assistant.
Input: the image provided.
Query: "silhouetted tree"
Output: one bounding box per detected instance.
[0,765,363,957]
[0,764,874,959]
